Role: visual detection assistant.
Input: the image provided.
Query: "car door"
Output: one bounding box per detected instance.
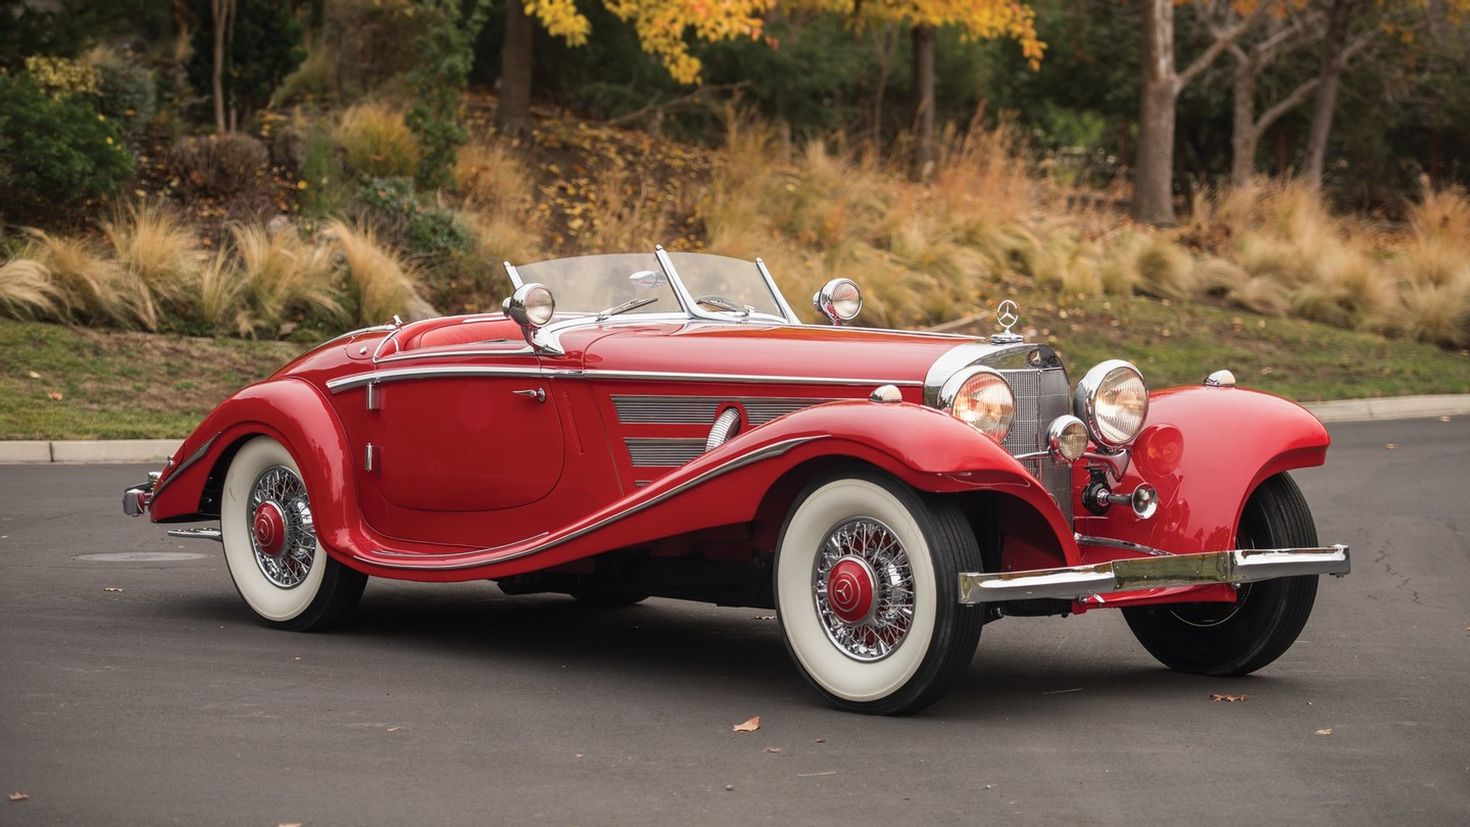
[364,343,565,513]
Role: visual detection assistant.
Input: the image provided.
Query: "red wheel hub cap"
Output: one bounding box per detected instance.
[252,501,287,558]
[826,556,877,626]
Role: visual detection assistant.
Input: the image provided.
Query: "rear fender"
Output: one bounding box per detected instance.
[1075,385,1330,566]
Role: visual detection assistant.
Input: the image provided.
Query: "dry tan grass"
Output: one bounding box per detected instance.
[337,102,421,178]
[232,224,341,332]
[455,140,533,215]
[324,220,434,325]
[196,248,251,336]
[0,258,61,319]
[105,201,203,327]
[22,230,135,325]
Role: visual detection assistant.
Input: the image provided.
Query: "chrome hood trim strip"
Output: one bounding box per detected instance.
[328,366,922,393]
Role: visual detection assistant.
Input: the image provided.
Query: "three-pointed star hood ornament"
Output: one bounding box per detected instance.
[991,299,1024,344]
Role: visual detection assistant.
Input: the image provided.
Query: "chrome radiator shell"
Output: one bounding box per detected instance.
[998,366,1074,525]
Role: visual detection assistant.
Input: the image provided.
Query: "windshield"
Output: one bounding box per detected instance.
[508,251,789,320]
[513,253,681,315]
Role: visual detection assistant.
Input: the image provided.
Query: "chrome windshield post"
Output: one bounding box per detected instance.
[755,257,801,324]
[653,244,708,320]
[503,260,525,289]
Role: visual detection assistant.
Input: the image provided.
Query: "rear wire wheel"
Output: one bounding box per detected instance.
[1122,473,1320,676]
[220,436,367,632]
[774,471,984,715]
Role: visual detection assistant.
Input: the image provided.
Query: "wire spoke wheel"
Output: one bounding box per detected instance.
[813,518,915,661]
[247,465,316,589]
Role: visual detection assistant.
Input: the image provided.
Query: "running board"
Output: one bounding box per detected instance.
[166,527,222,543]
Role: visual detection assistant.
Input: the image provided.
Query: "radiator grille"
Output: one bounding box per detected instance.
[999,367,1074,525]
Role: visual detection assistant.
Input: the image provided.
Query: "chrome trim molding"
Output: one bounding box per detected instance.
[1074,533,1173,557]
[149,432,218,501]
[754,257,801,324]
[868,384,903,403]
[328,365,548,392]
[625,437,707,467]
[585,369,921,387]
[355,435,822,571]
[958,544,1351,604]
[611,395,842,424]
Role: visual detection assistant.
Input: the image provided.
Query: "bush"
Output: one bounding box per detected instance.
[336,102,421,178]
[0,73,134,223]
[358,176,472,259]
[91,52,157,146]
[169,132,269,195]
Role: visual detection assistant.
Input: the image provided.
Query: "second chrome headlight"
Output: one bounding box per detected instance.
[1075,360,1148,450]
[940,367,1014,444]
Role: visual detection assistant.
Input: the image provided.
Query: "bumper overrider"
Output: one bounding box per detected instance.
[958,543,1350,604]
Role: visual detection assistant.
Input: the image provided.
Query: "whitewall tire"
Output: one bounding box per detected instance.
[220,436,366,631]
[775,470,984,714]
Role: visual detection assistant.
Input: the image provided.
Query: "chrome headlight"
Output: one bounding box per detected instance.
[940,367,1014,444]
[504,282,556,329]
[813,278,862,325]
[1074,360,1148,450]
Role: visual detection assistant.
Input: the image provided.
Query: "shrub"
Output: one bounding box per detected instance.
[104,200,203,327]
[324,220,434,325]
[169,132,269,195]
[454,140,533,214]
[358,176,472,259]
[23,55,101,97]
[336,102,421,178]
[90,52,157,146]
[0,73,134,223]
[232,223,341,333]
[0,258,61,320]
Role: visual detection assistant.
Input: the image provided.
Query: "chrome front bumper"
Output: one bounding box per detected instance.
[122,472,160,517]
[958,544,1350,604]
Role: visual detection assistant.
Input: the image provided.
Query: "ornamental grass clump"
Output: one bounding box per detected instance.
[325,220,434,326]
[231,224,340,334]
[0,259,61,319]
[337,102,421,178]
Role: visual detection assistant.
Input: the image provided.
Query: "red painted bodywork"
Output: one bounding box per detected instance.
[147,313,1330,608]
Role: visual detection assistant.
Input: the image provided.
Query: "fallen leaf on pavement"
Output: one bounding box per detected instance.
[386,727,400,732]
[1441,416,1453,422]
[732,716,760,733]
[277,823,301,827]
[9,792,29,801]
[797,771,837,778]
[1384,443,1397,450]
[813,737,825,743]
[47,391,63,401]
[1210,693,1247,702]
[1315,728,1333,736]
[104,587,123,593]
[764,746,783,753]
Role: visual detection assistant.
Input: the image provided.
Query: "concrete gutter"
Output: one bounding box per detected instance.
[1,395,1467,464]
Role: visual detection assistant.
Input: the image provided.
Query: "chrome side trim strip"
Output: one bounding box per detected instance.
[582,369,921,387]
[329,366,923,393]
[327,365,547,392]
[958,544,1351,604]
[356,435,822,570]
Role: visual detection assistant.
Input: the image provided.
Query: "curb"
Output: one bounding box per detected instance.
[1,395,1466,465]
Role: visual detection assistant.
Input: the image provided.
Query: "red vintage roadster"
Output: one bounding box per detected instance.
[124,249,1350,714]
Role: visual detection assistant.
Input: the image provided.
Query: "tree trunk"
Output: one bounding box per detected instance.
[308,0,325,48]
[210,0,231,133]
[911,24,936,181]
[497,0,534,136]
[1134,0,1178,226]
[1303,0,1356,189]
[1230,56,1259,188]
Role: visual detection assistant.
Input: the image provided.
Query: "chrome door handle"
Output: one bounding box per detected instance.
[513,388,546,403]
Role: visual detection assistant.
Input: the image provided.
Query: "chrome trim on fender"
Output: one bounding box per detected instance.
[355,435,823,571]
[149,432,219,502]
[328,365,549,392]
[583,369,921,387]
[957,544,1351,604]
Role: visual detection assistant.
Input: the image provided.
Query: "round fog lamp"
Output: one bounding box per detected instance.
[1047,416,1089,463]
[506,282,556,329]
[813,278,862,324]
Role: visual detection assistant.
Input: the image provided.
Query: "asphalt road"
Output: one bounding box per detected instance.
[1,417,1467,826]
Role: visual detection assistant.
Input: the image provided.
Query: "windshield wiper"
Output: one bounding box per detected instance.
[596,296,659,320]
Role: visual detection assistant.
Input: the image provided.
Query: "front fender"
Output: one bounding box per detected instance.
[1076,385,1330,561]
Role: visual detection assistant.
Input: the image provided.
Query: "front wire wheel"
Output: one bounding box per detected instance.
[1122,473,1321,676]
[775,471,984,715]
[220,436,367,631]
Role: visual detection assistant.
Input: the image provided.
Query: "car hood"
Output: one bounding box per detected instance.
[566,321,987,389]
